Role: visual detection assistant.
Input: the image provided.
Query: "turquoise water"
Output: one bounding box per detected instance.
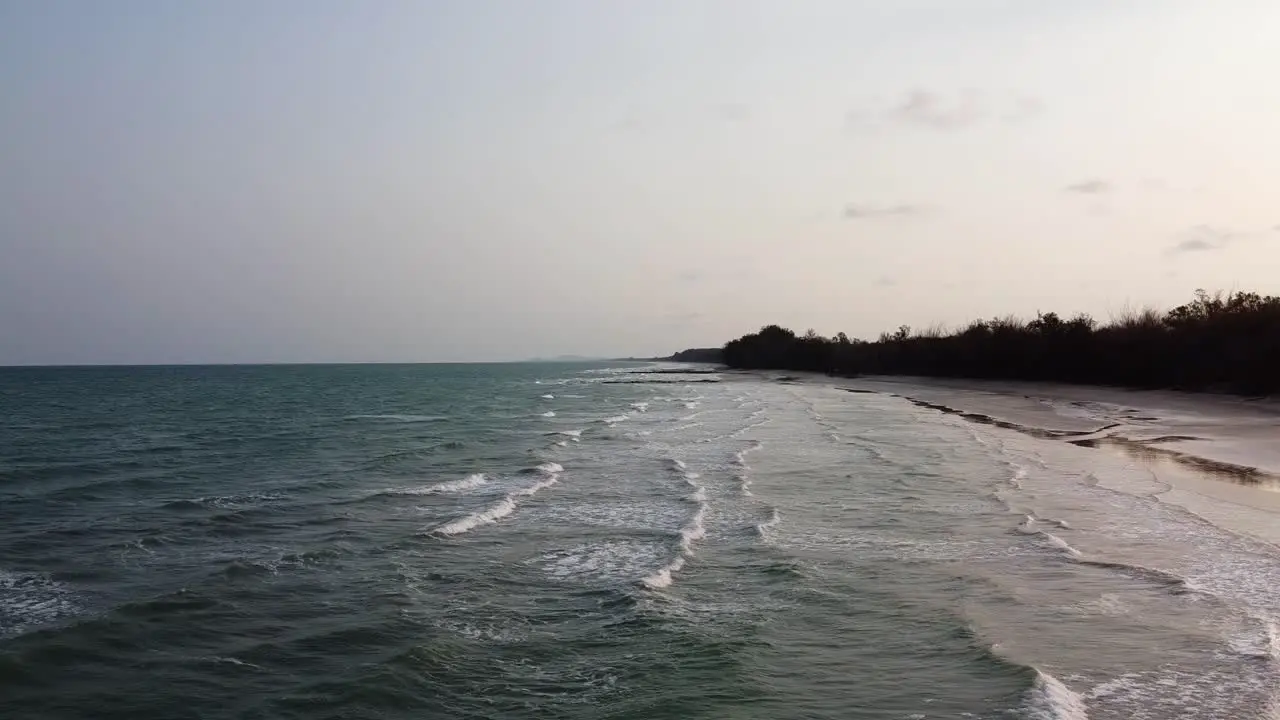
[4,363,1280,718]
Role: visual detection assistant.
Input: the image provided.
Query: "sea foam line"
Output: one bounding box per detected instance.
[755,507,781,537]
[429,466,561,536]
[641,462,711,590]
[677,503,707,554]
[1011,464,1029,488]
[1017,515,1207,599]
[386,473,487,496]
[733,440,764,468]
[640,555,686,589]
[1016,515,1082,558]
[1021,669,1089,720]
[641,504,708,590]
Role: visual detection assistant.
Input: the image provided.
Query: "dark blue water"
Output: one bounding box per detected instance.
[4,364,1280,718]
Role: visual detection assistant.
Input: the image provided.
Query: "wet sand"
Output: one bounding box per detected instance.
[785,373,1280,546]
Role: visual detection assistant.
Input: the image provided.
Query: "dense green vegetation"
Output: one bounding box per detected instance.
[721,290,1280,395]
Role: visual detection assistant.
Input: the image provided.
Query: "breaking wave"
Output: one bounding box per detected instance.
[383,473,487,496]
[1020,669,1089,720]
[429,465,562,536]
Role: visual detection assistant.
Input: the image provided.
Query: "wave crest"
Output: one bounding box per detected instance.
[1021,669,1089,720]
[385,473,487,496]
[428,466,562,536]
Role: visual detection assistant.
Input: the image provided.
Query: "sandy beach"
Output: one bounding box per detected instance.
[791,373,1280,547]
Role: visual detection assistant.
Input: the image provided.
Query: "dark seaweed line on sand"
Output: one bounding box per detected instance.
[842,387,1271,484]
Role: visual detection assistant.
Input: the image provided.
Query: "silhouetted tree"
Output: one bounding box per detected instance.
[718,290,1280,395]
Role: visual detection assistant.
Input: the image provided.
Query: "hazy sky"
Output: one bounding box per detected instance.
[3,1,1279,363]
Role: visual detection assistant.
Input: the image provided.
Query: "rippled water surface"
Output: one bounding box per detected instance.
[3,363,1280,719]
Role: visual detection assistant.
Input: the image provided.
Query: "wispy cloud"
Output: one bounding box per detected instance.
[1171,238,1219,253]
[1166,225,1240,255]
[1065,179,1112,194]
[849,90,1043,132]
[843,203,928,220]
[893,90,985,130]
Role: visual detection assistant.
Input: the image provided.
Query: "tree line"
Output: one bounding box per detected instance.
[720,289,1280,395]
[667,347,723,363]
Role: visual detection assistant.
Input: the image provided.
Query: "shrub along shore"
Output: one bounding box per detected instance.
[719,290,1280,395]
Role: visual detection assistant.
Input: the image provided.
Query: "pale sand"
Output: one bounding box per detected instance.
[773,372,1280,545]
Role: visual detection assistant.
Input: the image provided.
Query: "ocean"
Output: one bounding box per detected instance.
[3,362,1279,719]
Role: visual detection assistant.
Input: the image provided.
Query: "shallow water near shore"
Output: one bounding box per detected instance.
[3,363,1280,718]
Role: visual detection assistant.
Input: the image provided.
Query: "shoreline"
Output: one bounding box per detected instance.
[758,370,1280,545]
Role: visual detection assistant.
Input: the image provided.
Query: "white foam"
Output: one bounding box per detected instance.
[553,440,569,447]
[512,475,559,497]
[1022,670,1089,720]
[685,488,708,504]
[733,440,764,468]
[630,402,649,412]
[755,507,781,537]
[541,393,555,399]
[641,555,686,589]
[1011,464,1029,488]
[670,459,687,471]
[541,411,556,417]
[601,415,629,425]
[539,541,668,584]
[558,430,583,438]
[430,467,561,536]
[1,569,80,637]
[736,474,753,496]
[209,656,262,670]
[684,402,699,409]
[433,497,519,535]
[435,618,526,644]
[678,504,708,552]
[387,473,487,495]
[1043,532,1083,558]
[1017,516,1082,557]
[641,500,709,589]
[180,492,285,508]
[1210,603,1280,664]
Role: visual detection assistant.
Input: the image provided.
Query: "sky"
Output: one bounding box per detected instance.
[3,0,1279,364]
